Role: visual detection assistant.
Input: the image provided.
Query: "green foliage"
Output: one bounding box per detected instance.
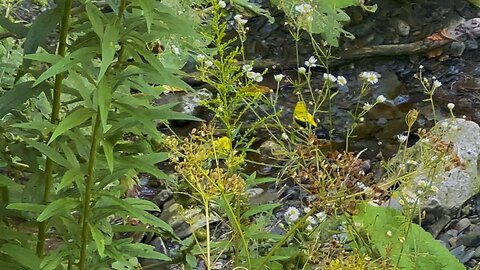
[0,0,465,270]
[0,0,206,268]
[351,203,465,270]
[271,0,358,46]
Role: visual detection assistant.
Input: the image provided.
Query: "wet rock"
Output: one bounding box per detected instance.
[153,189,174,207]
[247,187,278,205]
[473,246,480,258]
[392,18,410,37]
[426,214,451,238]
[459,248,476,264]
[454,218,472,233]
[451,245,467,260]
[465,39,479,50]
[457,228,480,248]
[449,41,466,57]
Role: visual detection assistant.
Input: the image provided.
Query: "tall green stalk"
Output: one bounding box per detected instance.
[78,1,126,267]
[36,0,73,257]
[78,114,102,270]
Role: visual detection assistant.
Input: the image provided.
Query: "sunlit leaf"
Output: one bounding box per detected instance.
[468,0,480,7]
[232,0,274,23]
[85,2,105,37]
[48,107,94,144]
[98,20,120,82]
[98,76,113,130]
[352,203,465,269]
[139,0,154,32]
[56,167,83,192]
[121,243,171,261]
[89,223,106,257]
[102,139,114,173]
[32,47,98,86]
[293,101,317,127]
[6,203,45,213]
[22,137,71,168]
[241,203,281,219]
[37,197,79,222]
[99,194,174,235]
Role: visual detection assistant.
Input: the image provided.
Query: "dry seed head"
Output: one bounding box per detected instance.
[405,109,419,128]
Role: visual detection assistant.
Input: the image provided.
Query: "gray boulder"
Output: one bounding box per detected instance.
[387,118,480,212]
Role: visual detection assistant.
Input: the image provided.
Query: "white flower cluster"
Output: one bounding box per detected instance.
[284,206,327,232]
[274,74,284,83]
[284,206,300,223]
[322,73,347,86]
[305,56,317,67]
[359,71,380,85]
[218,0,226,8]
[234,14,248,25]
[171,44,180,55]
[243,64,263,82]
[295,3,313,14]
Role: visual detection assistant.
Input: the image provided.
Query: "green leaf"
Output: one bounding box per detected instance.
[48,107,94,144]
[468,0,480,7]
[232,0,274,23]
[56,167,84,192]
[241,203,281,219]
[11,121,54,133]
[123,198,160,211]
[352,203,465,270]
[102,139,114,173]
[89,223,106,257]
[139,0,154,32]
[60,141,80,168]
[0,226,35,242]
[32,47,98,87]
[22,137,71,168]
[0,175,22,189]
[117,153,171,181]
[85,1,106,37]
[40,243,71,270]
[98,20,120,82]
[0,244,40,270]
[67,70,95,108]
[23,6,61,68]
[121,243,170,261]
[6,203,45,213]
[37,197,79,222]
[0,16,29,37]
[25,52,62,64]
[0,81,45,118]
[97,76,112,130]
[99,194,174,235]
[151,105,202,121]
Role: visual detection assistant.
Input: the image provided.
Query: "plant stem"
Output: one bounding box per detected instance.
[78,114,102,270]
[220,193,251,269]
[429,96,436,123]
[203,195,211,269]
[255,207,316,270]
[36,0,73,257]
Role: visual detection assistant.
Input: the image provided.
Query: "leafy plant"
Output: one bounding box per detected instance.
[0,0,207,269]
[351,203,465,270]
